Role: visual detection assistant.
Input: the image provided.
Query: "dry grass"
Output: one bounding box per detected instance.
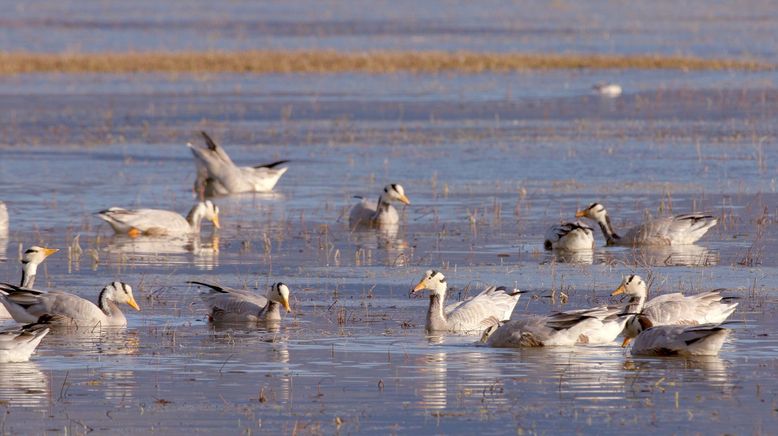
[0,50,772,75]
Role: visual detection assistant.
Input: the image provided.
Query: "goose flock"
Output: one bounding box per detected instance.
[0,131,738,363]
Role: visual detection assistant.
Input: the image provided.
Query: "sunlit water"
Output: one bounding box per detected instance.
[2,3,778,432]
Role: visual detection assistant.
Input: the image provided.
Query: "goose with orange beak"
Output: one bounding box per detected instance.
[349,183,411,228]
[19,246,59,289]
[0,281,140,328]
[612,274,738,348]
[190,281,292,324]
[411,270,522,334]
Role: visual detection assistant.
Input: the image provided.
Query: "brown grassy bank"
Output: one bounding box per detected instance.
[0,51,772,74]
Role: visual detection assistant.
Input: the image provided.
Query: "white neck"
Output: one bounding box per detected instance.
[21,261,40,288]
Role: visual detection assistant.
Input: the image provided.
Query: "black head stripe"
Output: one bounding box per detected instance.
[21,260,30,264]
[391,184,398,191]
[24,249,38,254]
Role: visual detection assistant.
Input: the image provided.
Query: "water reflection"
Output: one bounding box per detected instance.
[546,249,595,264]
[624,356,734,394]
[103,234,220,270]
[0,361,48,407]
[349,225,410,266]
[627,245,719,267]
[43,328,140,356]
[416,351,448,409]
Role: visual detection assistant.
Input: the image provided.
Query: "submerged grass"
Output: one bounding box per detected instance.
[0,50,772,75]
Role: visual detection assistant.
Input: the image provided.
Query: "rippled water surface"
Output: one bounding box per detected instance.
[2,2,778,434]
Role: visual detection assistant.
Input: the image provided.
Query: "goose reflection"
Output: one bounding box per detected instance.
[0,361,48,407]
[41,328,140,356]
[545,249,595,265]
[626,245,719,267]
[624,355,734,394]
[349,225,410,266]
[103,234,220,270]
[415,342,507,410]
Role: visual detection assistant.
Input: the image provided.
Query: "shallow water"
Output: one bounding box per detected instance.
[1,68,778,434]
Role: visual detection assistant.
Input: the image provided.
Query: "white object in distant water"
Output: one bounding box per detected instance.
[593,83,622,97]
[0,325,49,363]
[0,281,140,328]
[97,201,220,237]
[349,183,411,228]
[191,281,292,324]
[411,270,523,334]
[576,202,718,246]
[188,131,289,198]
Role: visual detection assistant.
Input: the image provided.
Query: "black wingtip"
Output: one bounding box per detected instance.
[187,281,226,293]
[200,131,219,151]
[254,160,290,169]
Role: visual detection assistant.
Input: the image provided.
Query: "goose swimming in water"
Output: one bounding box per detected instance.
[97,201,220,238]
[627,316,729,357]
[188,131,289,197]
[0,281,140,328]
[349,183,410,228]
[576,203,717,246]
[190,281,291,324]
[411,270,522,334]
[612,274,738,347]
[481,305,632,347]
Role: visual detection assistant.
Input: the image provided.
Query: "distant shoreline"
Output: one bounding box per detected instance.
[0,51,771,74]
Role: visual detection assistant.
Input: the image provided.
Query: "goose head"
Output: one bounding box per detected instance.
[100,282,141,311]
[20,246,59,288]
[381,184,410,205]
[621,314,654,348]
[576,202,608,223]
[412,270,447,298]
[611,274,648,299]
[268,282,292,313]
[189,201,221,229]
[612,275,649,347]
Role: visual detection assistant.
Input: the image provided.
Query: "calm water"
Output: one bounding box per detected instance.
[2,1,778,434]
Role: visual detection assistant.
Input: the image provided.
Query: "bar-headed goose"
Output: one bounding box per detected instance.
[576,203,717,246]
[19,246,59,288]
[350,183,410,227]
[189,281,291,324]
[0,325,50,363]
[627,316,729,356]
[411,270,523,334]
[0,281,140,328]
[97,201,220,238]
[612,274,737,347]
[544,221,595,251]
[480,305,632,347]
[188,131,289,197]
[0,246,60,320]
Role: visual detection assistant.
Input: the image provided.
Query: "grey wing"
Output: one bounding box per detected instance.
[486,316,554,347]
[190,281,267,316]
[446,286,522,331]
[349,198,378,226]
[645,291,737,325]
